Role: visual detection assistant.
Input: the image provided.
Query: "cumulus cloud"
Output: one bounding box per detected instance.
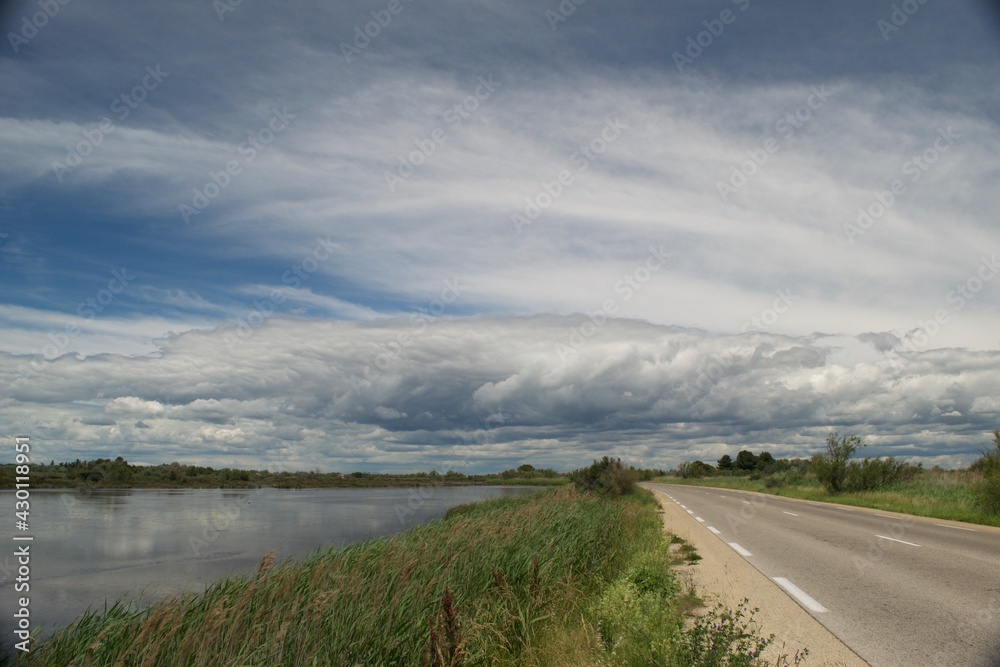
[1,317,997,471]
[106,396,167,416]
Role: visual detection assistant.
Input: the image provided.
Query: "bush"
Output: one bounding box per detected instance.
[763,475,783,489]
[974,472,1000,515]
[673,602,808,667]
[571,457,638,496]
[972,427,1000,514]
[844,457,922,492]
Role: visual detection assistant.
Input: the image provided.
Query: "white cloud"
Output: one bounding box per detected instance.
[1,316,996,471]
[106,396,166,416]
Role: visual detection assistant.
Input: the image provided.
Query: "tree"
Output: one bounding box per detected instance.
[735,450,758,472]
[811,432,865,493]
[109,457,132,484]
[971,427,1000,472]
[677,460,714,479]
[717,454,734,472]
[755,452,775,472]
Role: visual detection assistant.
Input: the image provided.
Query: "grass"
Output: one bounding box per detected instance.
[656,468,1000,527]
[5,487,802,666]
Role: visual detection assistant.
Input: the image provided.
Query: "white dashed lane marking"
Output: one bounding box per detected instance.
[876,535,921,547]
[935,523,977,532]
[728,542,752,557]
[773,577,829,613]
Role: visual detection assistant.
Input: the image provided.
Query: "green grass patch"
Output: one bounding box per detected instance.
[6,487,802,666]
[654,469,1000,527]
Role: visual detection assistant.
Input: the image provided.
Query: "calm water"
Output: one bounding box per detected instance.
[0,485,538,645]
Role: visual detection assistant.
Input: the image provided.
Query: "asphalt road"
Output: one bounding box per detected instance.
[647,483,1000,667]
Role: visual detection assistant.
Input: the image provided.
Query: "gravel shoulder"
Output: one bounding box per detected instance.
[645,484,871,667]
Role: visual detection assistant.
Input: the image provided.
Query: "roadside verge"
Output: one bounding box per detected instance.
[643,483,870,667]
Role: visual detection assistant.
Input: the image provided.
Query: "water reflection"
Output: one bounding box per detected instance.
[0,485,538,644]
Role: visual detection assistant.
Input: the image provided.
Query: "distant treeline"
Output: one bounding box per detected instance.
[672,437,925,492]
[673,428,1000,502]
[0,458,579,490]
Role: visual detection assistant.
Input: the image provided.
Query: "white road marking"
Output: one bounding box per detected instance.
[837,507,855,512]
[874,514,894,519]
[876,535,921,547]
[773,577,829,613]
[686,510,695,514]
[783,511,799,517]
[708,527,722,535]
[728,542,753,557]
[696,517,705,523]
[680,505,688,509]
[742,500,751,505]
[934,523,977,532]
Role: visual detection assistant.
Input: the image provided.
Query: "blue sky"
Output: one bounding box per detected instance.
[2,0,999,472]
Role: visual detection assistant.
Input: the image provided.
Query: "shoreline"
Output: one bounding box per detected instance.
[0,478,569,491]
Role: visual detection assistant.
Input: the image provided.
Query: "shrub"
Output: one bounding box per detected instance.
[673,601,807,667]
[571,456,638,496]
[844,457,922,492]
[972,427,1000,514]
[974,473,1000,515]
[678,460,715,479]
[763,474,783,489]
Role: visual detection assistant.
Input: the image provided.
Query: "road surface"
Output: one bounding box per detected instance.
[646,483,1000,667]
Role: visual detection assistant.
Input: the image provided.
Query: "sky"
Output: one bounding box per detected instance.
[1,0,999,473]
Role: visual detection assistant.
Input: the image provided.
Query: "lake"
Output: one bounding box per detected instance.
[0,485,539,646]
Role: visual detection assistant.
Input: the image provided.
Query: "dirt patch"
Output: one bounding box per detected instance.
[648,486,870,667]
